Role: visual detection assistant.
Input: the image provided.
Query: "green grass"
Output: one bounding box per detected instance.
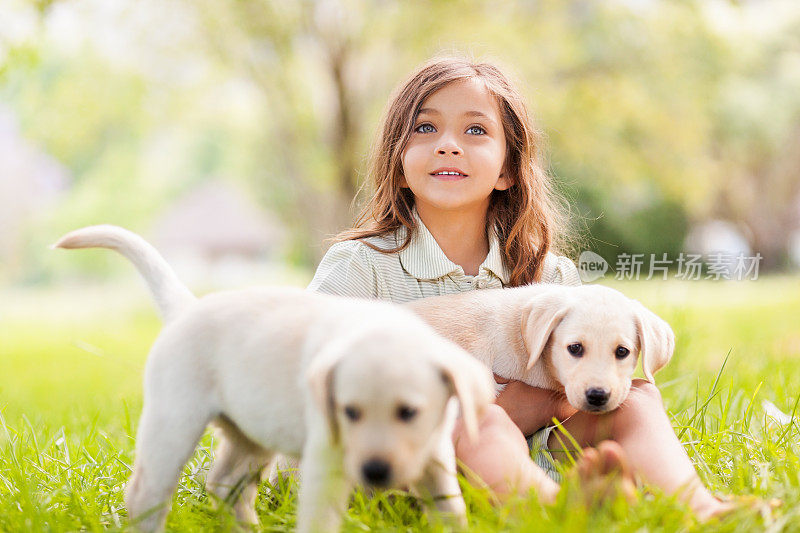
[1,277,799,531]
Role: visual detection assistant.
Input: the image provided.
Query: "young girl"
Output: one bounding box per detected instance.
[308,55,732,520]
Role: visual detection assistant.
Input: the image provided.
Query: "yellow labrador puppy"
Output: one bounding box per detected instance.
[54,226,494,532]
[406,284,674,413]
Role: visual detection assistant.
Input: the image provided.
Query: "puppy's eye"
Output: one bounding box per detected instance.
[344,405,361,422]
[567,343,583,357]
[615,346,630,359]
[396,405,418,422]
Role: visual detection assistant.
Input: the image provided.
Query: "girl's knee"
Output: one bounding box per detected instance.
[612,380,666,430]
[453,404,524,454]
[479,404,518,433]
[629,379,664,406]
[453,404,519,445]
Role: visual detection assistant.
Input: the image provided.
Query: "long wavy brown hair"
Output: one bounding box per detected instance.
[336,54,572,286]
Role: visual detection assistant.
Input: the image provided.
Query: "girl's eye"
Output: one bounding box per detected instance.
[466,125,486,135]
[567,343,583,357]
[415,123,436,134]
[615,346,630,359]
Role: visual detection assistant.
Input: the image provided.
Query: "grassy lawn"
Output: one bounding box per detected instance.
[1,277,799,531]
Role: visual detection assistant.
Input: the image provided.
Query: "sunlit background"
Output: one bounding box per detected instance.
[1,0,799,295]
[2,2,800,528]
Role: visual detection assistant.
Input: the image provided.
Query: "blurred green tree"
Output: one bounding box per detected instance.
[188,0,732,264]
[2,0,798,278]
[707,14,800,270]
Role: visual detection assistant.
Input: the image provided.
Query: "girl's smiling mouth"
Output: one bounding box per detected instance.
[430,167,469,180]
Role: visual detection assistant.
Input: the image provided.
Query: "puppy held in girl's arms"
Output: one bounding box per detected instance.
[406,283,675,413]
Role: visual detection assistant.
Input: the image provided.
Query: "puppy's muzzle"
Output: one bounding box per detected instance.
[361,458,392,487]
[585,388,610,408]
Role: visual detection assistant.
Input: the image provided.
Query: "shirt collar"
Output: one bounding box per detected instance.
[397,210,510,284]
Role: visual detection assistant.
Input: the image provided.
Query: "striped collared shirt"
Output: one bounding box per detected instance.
[308,216,581,302]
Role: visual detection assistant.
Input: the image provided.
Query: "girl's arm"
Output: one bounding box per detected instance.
[492,375,577,436]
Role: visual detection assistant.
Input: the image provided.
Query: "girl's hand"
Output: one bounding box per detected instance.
[493,379,577,436]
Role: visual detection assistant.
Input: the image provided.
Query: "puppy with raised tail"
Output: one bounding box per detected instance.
[53,225,494,532]
[406,284,675,413]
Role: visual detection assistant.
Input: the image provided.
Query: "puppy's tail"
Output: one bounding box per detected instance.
[52,225,196,322]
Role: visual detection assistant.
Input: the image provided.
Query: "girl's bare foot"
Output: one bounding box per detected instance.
[693,497,737,522]
[570,440,638,506]
[695,494,782,522]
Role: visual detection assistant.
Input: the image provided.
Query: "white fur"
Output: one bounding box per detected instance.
[54,225,494,532]
[407,283,675,413]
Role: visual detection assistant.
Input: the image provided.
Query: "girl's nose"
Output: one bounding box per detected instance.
[436,139,461,156]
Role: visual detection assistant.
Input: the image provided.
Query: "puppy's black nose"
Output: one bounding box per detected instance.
[585,388,610,407]
[362,459,391,486]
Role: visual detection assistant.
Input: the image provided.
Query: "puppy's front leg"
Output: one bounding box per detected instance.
[296,432,351,533]
[413,433,467,527]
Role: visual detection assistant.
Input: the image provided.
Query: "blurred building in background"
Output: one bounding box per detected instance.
[152,179,285,288]
[0,105,70,278]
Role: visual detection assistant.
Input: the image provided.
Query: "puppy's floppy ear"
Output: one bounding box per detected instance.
[633,301,675,382]
[306,345,346,444]
[433,344,494,443]
[520,290,571,370]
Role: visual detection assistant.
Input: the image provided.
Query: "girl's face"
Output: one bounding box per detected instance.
[401,78,510,217]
